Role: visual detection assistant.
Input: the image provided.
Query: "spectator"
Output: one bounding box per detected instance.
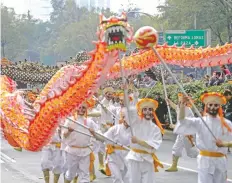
[221,65,231,80]
[208,71,224,86]
[142,75,156,88]
[188,74,194,81]
[223,89,232,121]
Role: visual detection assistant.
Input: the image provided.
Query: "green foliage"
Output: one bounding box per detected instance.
[139,81,231,105]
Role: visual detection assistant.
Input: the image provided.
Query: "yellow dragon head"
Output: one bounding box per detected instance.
[98,12,133,52]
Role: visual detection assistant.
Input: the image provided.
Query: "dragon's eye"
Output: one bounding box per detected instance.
[101,21,108,24]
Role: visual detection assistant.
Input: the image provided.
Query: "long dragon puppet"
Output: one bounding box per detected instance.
[1,13,232,151]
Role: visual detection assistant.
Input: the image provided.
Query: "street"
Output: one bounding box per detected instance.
[1,137,232,183]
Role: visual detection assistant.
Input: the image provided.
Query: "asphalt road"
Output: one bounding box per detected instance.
[1,137,232,183]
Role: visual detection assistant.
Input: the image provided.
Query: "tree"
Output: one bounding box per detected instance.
[50,0,64,23]
[158,0,232,45]
[1,6,27,60]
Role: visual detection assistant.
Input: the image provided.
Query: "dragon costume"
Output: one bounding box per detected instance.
[1,13,232,151]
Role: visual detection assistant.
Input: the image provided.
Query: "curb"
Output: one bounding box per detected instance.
[163,130,177,142]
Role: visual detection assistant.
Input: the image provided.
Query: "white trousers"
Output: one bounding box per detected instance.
[41,148,63,174]
[65,153,90,182]
[62,151,68,174]
[108,161,128,183]
[128,160,155,183]
[98,141,106,154]
[172,135,198,158]
[198,168,227,183]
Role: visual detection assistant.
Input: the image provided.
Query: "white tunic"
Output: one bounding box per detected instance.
[114,106,123,125]
[100,98,116,124]
[125,107,162,163]
[63,116,97,156]
[175,114,232,173]
[129,91,139,106]
[104,124,131,170]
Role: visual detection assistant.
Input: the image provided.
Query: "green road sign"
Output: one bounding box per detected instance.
[164,30,207,47]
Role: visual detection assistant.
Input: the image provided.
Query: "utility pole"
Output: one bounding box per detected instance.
[1,40,6,58]
[194,13,197,29]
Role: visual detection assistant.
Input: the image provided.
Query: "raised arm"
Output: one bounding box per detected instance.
[174,96,201,135]
[166,98,177,111]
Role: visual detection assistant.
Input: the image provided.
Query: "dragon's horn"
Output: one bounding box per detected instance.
[99,14,103,24]
[99,14,107,24]
[121,12,127,19]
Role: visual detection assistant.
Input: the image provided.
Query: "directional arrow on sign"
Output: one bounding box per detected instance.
[167,36,172,40]
[194,41,199,45]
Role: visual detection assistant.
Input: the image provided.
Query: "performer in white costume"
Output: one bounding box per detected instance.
[61,115,78,183]
[86,97,100,182]
[114,92,134,125]
[97,87,116,172]
[98,87,116,132]
[90,108,131,183]
[128,85,139,106]
[176,92,232,183]
[126,98,164,183]
[41,127,63,183]
[63,101,98,183]
[165,93,199,172]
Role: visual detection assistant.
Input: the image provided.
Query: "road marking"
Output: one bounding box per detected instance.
[0,159,4,164]
[0,152,16,163]
[161,162,232,182]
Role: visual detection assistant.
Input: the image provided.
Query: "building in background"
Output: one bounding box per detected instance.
[77,0,111,10]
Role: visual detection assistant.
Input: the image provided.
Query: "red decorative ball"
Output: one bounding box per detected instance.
[134,26,158,48]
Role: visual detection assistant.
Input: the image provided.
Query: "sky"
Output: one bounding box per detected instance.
[2,0,164,20]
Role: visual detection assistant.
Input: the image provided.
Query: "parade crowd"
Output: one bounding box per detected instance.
[39,75,232,183]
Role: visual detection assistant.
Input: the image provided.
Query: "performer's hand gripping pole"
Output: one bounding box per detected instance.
[60,125,93,137]
[119,56,134,136]
[67,117,130,150]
